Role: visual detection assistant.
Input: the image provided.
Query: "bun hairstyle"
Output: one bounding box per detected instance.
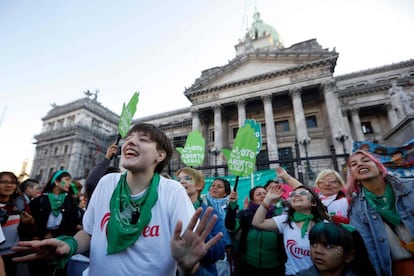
[42,170,71,193]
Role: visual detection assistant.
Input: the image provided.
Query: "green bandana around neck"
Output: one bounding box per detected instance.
[47,193,67,217]
[363,184,401,226]
[193,198,202,209]
[292,211,314,238]
[107,172,160,254]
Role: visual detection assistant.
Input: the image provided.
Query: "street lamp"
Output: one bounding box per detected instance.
[210,146,219,177]
[336,130,349,162]
[299,136,314,181]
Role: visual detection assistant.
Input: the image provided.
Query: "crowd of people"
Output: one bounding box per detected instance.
[0,123,412,275]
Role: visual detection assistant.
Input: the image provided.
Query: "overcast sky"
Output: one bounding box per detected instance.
[1,0,413,175]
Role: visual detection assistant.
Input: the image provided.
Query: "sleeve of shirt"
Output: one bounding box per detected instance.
[272,214,287,233]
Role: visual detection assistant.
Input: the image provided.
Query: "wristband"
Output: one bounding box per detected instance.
[52,235,78,269]
[261,201,271,209]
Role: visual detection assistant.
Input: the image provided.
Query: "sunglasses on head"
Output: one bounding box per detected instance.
[289,190,311,197]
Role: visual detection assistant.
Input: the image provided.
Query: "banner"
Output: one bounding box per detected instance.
[353,139,414,178]
[175,130,205,167]
[201,169,276,207]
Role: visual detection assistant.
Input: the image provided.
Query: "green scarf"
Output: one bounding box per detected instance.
[107,172,160,254]
[47,193,67,217]
[193,198,202,209]
[292,212,314,238]
[363,184,401,226]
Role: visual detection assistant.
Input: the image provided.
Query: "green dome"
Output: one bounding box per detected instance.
[249,10,283,48]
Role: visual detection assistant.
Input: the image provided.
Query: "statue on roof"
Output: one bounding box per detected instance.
[389,81,414,117]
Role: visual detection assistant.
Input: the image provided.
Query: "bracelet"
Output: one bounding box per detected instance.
[261,201,271,209]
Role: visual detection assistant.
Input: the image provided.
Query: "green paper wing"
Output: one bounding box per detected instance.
[176,130,205,166]
[223,125,258,176]
[118,92,140,138]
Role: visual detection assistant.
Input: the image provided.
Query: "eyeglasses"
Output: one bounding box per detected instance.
[176,176,193,183]
[289,190,311,197]
[0,180,17,185]
[318,180,338,185]
[311,242,342,252]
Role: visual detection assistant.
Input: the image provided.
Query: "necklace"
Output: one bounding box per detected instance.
[129,197,146,225]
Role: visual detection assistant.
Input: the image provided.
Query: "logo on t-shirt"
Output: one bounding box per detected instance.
[286,239,310,258]
[100,212,160,237]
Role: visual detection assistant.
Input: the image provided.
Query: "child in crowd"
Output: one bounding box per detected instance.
[296,221,375,275]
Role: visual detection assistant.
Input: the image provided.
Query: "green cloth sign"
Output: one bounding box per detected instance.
[244,119,262,155]
[222,124,258,176]
[118,92,139,138]
[176,130,205,167]
[202,169,276,207]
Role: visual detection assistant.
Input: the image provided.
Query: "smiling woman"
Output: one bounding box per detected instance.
[347,150,414,275]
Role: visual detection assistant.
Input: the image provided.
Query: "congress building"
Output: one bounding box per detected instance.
[30,11,414,185]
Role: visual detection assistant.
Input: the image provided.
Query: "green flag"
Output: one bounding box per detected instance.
[222,124,258,176]
[176,130,205,167]
[118,92,139,138]
[244,119,262,155]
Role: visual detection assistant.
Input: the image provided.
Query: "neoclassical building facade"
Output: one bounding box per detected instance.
[31,94,119,184]
[30,11,414,184]
[134,11,414,181]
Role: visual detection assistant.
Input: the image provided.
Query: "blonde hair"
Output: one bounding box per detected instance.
[314,169,345,188]
[176,167,205,194]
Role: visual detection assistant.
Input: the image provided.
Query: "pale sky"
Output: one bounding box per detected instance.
[1,0,413,175]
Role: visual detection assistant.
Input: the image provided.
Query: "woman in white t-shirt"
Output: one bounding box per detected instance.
[252,184,329,276]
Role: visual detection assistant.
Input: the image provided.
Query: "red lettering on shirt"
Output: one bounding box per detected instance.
[286,239,310,258]
[142,225,160,237]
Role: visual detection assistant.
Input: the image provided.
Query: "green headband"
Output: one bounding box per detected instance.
[51,170,69,185]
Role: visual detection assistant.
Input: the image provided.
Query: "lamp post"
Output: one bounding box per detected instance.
[210,146,219,177]
[335,130,349,162]
[299,136,314,181]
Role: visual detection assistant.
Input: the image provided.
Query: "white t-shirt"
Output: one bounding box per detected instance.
[273,214,312,275]
[83,173,195,276]
[320,194,348,218]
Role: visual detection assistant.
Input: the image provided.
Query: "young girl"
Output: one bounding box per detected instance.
[252,184,329,275]
[296,221,375,275]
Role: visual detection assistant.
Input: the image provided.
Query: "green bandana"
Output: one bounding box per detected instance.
[363,184,401,226]
[47,193,67,217]
[107,172,159,254]
[292,212,314,238]
[193,198,202,209]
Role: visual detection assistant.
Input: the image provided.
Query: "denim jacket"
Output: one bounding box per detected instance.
[349,175,414,276]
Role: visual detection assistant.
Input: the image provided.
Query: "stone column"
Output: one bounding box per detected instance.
[262,93,279,162]
[386,103,400,128]
[350,108,365,141]
[213,104,223,151]
[237,98,246,127]
[322,80,346,151]
[191,107,200,131]
[289,87,309,142]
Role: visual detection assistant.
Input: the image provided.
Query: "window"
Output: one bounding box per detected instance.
[92,118,102,128]
[64,145,68,154]
[54,147,58,155]
[275,120,290,132]
[361,121,373,134]
[57,119,64,128]
[67,115,75,125]
[44,149,48,156]
[173,136,186,147]
[306,115,318,128]
[209,129,215,142]
[232,127,239,139]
